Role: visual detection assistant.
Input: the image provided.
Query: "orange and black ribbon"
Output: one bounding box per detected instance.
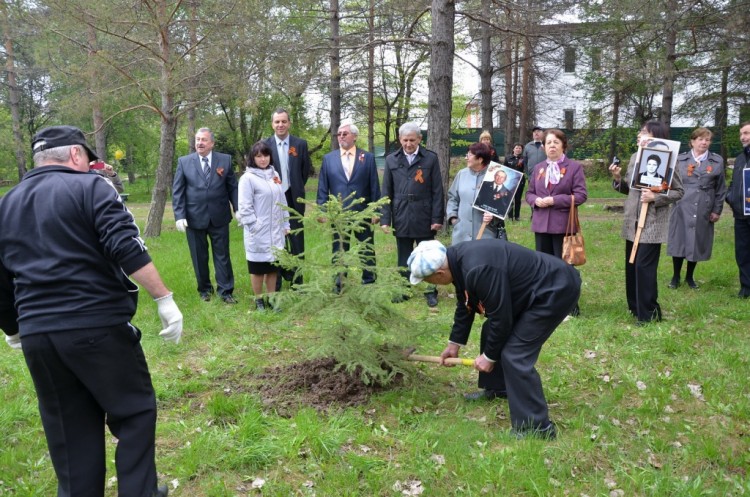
[415,169,424,183]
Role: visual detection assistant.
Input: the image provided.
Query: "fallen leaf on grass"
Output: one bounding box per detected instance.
[251,478,265,489]
[303,481,314,488]
[636,381,647,391]
[170,479,179,490]
[393,480,424,495]
[430,454,446,465]
[584,350,596,359]
[687,382,705,401]
[648,452,663,469]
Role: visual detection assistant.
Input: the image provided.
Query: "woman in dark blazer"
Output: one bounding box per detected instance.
[525,128,587,315]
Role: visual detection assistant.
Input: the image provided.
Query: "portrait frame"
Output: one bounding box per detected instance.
[472,161,522,220]
[630,138,681,193]
[743,168,750,216]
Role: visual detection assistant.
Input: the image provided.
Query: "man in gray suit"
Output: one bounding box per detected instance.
[173,127,239,303]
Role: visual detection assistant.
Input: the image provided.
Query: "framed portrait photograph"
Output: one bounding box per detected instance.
[630,138,681,193]
[472,161,523,220]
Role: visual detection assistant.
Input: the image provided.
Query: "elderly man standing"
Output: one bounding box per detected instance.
[173,127,239,303]
[407,239,580,439]
[523,126,547,178]
[381,122,445,307]
[0,125,182,496]
[317,123,381,291]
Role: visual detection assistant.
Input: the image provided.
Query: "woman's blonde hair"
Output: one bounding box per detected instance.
[478,130,493,145]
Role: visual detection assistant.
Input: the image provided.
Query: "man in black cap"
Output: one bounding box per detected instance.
[408,238,581,440]
[523,126,547,178]
[0,125,180,496]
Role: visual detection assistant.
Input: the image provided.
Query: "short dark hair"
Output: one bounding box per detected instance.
[247,141,274,169]
[641,121,670,140]
[468,142,492,165]
[272,108,290,120]
[646,154,661,166]
[544,128,568,152]
[513,142,523,149]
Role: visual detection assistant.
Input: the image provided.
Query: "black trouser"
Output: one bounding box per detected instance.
[511,176,526,220]
[484,265,580,430]
[333,223,376,287]
[22,324,158,497]
[396,236,437,296]
[276,190,305,290]
[625,240,662,321]
[186,222,234,297]
[735,218,750,294]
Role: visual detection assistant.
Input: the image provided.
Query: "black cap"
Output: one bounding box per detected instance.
[532,126,544,132]
[31,125,99,161]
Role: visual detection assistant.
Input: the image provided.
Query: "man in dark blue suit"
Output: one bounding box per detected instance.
[173,127,239,303]
[317,123,381,289]
[266,108,313,289]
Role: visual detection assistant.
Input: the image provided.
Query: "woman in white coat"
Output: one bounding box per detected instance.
[237,141,290,310]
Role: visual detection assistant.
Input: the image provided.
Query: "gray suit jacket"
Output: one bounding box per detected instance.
[172,151,239,229]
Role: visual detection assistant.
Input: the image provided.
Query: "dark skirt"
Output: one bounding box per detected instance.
[247,260,277,275]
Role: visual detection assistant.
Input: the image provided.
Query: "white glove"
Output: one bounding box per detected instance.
[5,333,22,350]
[234,211,241,222]
[175,219,188,232]
[155,293,183,344]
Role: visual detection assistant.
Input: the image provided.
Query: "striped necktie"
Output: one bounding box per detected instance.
[202,156,210,183]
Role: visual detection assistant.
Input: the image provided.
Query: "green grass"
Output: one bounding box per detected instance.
[1,178,749,495]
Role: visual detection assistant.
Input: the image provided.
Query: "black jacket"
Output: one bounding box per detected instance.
[380,146,445,238]
[447,239,580,360]
[726,147,750,219]
[0,166,152,336]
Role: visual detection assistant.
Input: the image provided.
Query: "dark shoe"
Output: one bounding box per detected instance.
[739,289,750,299]
[425,293,438,308]
[463,389,507,401]
[153,485,168,497]
[255,298,265,310]
[685,279,699,289]
[391,294,410,303]
[569,304,580,317]
[668,277,680,289]
[222,295,238,304]
[513,422,557,441]
[199,292,211,302]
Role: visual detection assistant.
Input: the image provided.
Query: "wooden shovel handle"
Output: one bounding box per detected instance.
[629,206,649,264]
[406,354,475,367]
[476,221,487,240]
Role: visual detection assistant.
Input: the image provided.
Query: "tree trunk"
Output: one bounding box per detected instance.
[427,0,455,198]
[187,0,198,153]
[519,35,532,142]
[87,24,106,159]
[367,0,375,152]
[329,0,341,151]
[608,42,622,161]
[1,3,27,180]
[479,0,493,132]
[503,36,515,156]
[661,0,678,127]
[145,108,177,237]
[719,65,729,161]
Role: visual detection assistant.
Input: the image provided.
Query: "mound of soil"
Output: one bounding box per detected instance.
[252,357,398,416]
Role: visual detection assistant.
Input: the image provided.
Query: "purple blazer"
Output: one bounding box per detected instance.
[525,156,587,234]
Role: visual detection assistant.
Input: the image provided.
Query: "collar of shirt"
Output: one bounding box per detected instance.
[200,152,212,167]
[340,147,355,159]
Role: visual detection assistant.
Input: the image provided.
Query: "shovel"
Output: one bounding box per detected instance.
[402,347,475,367]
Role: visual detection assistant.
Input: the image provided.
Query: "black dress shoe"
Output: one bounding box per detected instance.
[464,389,507,401]
[153,485,168,497]
[685,279,699,289]
[199,292,211,302]
[391,294,410,303]
[513,422,557,441]
[425,293,438,308]
[668,277,679,289]
[255,298,265,310]
[739,289,750,299]
[222,295,238,304]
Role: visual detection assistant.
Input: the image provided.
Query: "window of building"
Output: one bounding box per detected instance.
[564,109,575,129]
[564,47,576,73]
[591,48,602,71]
[589,108,602,124]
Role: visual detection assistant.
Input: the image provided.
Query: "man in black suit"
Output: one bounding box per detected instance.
[317,123,381,290]
[173,127,239,303]
[474,169,513,218]
[266,108,313,289]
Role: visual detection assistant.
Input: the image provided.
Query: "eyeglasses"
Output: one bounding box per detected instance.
[337,132,350,137]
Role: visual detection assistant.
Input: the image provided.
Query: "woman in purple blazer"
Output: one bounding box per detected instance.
[525,128,587,315]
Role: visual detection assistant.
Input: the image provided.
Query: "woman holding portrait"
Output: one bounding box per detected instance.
[667,127,726,289]
[608,121,684,325]
[447,142,506,244]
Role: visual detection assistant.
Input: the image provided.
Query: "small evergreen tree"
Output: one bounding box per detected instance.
[273,195,422,385]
